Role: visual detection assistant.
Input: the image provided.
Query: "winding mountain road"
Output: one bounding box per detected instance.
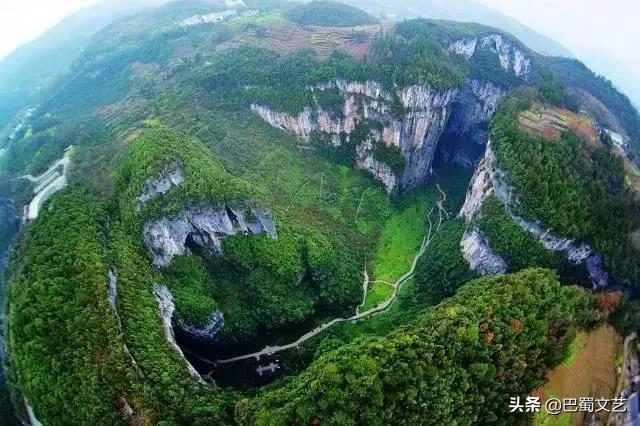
[210,185,449,365]
[21,146,72,221]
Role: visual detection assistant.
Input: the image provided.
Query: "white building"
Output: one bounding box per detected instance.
[181,10,237,27]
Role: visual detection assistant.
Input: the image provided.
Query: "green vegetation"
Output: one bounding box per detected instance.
[547,57,640,148]
[371,141,405,175]
[478,196,559,271]
[414,219,477,305]
[118,128,254,222]
[561,332,588,368]
[371,189,431,282]
[360,281,393,312]
[7,189,141,424]
[492,95,640,287]
[163,255,218,327]
[119,129,367,343]
[284,1,377,27]
[236,268,595,425]
[109,224,236,424]
[2,1,638,423]
[609,298,640,336]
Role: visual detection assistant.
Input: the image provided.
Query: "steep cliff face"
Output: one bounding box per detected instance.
[447,34,532,78]
[143,204,277,267]
[459,142,611,288]
[460,229,507,275]
[135,165,184,207]
[178,311,224,342]
[435,79,505,167]
[480,34,532,78]
[153,285,206,384]
[251,78,507,192]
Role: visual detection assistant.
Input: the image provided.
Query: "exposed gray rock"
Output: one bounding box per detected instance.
[108,269,139,368]
[448,79,505,136]
[143,204,277,267]
[153,284,206,384]
[510,216,592,263]
[447,34,532,79]
[136,166,184,207]
[448,38,477,58]
[460,229,507,275]
[25,399,42,426]
[251,81,458,191]
[355,138,398,193]
[458,141,499,222]
[480,34,532,78]
[437,79,506,167]
[178,311,224,342]
[108,270,120,328]
[586,254,610,289]
[459,140,611,288]
[252,75,508,192]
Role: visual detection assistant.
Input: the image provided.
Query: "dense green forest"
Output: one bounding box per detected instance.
[236,269,595,424]
[6,196,602,424]
[6,189,138,424]
[491,95,640,287]
[118,129,365,342]
[414,219,477,305]
[1,1,639,424]
[284,0,378,27]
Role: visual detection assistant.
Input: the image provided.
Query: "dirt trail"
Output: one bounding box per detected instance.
[212,187,447,365]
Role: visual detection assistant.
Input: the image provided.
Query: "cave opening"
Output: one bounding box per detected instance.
[433,103,491,171]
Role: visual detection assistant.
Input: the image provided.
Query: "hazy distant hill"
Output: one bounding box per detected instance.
[349,0,574,58]
[0,0,171,131]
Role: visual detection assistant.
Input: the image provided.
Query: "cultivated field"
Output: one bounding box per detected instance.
[219,21,383,60]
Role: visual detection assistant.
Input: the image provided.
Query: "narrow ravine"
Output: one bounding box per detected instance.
[211,186,448,365]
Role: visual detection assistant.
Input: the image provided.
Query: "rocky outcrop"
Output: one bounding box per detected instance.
[448,38,477,58]
[252,73,510,192]
[480,34,532,78]
[136,166,184,207]
[448,34,532,79]
[252,80,458,191]
[26,400,42,426]
[447,80,505,136]
[143,204,277,267]
[436,79,505,167]
[251,105,315,139]
[108,270,138,368]
[460,229,508,275]
[355,139,397,193]
[459,141,611,288]
[153,285,206,384]
[178,311,224,342]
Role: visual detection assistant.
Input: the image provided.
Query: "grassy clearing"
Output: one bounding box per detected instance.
[371,189,432,282]
[228,12,286,31]
[535,395,572,426]
[360,281,394,312]
[521,110,541,122]
[561,332,587,368]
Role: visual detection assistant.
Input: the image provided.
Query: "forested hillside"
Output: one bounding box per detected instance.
[0,0,638,424]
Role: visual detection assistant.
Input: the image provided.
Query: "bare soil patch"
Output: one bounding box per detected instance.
[532,325,623,425]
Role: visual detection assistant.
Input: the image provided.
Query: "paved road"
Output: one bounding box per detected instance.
[212,186,449,365]
[22,147,72,220]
